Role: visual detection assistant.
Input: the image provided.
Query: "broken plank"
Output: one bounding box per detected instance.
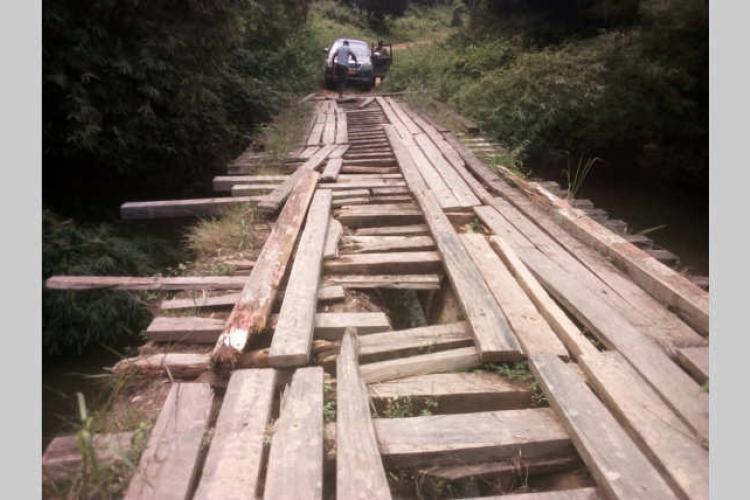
[124,383,213,500]
[374,408,573,468]
[461,233,568,357]
[324,217,343,259]
[675,346,709,385]
[120,196,263,220]
[386,125,522,361]
[324,251,442,275]
[194,369,277,499]
[264,367,324,499]
[340,235,436,254]
[580,351,708,500]
[322,274,441,290]
[369,372,533,415]
[268,190,332,367]
[212,170,319,366]
[360,346,480,383]
[529,354,677,499]
[321,158,344,182]
[355,224,430,236]
[46,275,248,291]
[337,331,392,499]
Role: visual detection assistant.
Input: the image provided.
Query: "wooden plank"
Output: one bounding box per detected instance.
[341,165,399,174]
[580,351,709,500]
[43,432,134,482]
[313,312,391,340]
[231,184,279,196]
[324,251,442,275]
[212,170,319,367]
[194,369,277,500]
[323,217,343,259]
[320,180,407,190]
[479,218,709,441]
[490,236,599,360]
[338,173,403,181]
[321,158,344,182]
[213,175,287,191]
[46,275,247,291]
[333,196,370,208]
[374,408,573,468]
[301,145,319,159]
[468,487,600,499]
[258,145,333,213]
[329,144,350,159]
[371,186,410,195]
[268,190,332,367]
[331,188,371,199]
[426,456,581,483]
[529,354,677,499]
[386,97,422,135]
[386,125,522,361]
[336,205,422,228]
[124,383,213,500]
[120,196,263,220]
[461,234,568,357]
[340,235,436,254]
[322,274,442,290]
[335,110,348,144]
[676,346,709,384]
[322,105,336,145]
[360,346,480,383]
[264,367,324,500]
[355,224,430,236]
[307,123,324,145]
[147,316,224,343]
[336,331,392,499]
[359,96,376,109]
[113,353,210,378]
[413,132,480,207]
[369,372,533,414]
[160,286,342,312]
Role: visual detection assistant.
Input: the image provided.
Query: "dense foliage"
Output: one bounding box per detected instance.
[43,0,318,218]
[384,0,708,186]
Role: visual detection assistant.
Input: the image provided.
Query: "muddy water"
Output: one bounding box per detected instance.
[529,164,709,276]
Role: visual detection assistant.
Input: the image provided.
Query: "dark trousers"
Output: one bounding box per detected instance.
[334,64,348,96]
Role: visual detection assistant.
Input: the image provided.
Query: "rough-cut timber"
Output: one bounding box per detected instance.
[461,233,568,358]
[386,125,522,361]
[355,224,430,236]
[324,251,443,275]
[360,346,481,383]
[212,170,319,367]
[312,312,391,339]
[529,354,677,499]
[147,316,224,343]
[580,352,709,500]
[336,330,392,500]
[213,175,287,191]
[258,145,335,213]
[340,235,435,254]
[264,367,324,500]
[374,408,573,468]
[468,488,601,499]
[120,196,264,220]
[113,352,210,378]
[676,346,709,385]
[194,369,277,500]
[321,158,344,182]
[323,218,343,259]
[124,383,213,500]
[322,274,442,290]
[46,275,247,291]
[369,372,533,414]
[44,432,134,482]
[268,190,332,367]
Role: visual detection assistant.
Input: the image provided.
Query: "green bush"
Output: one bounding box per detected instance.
[42,210,182,355]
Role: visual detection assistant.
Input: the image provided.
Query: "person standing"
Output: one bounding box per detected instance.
[333,40,357,99]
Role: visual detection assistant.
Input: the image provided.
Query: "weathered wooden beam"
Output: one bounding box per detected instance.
[529,354,677,499]
[323,217,343,259]
[322,274,442,290]
[43,432,135,483]
[386,125,522,361]
[355,224,430,236]
[212,170,319,367]
[46,275,247,291]
[324,251,442,275]
[675,346,709,385]
[213,175,287,191]
[369,372,533,415]
[160,285,343,312]
[268,190,332,367]
[340,235,435,254]
[194,369,277,499]
[321,158,344,182]
[120,196,263,220]
[124,383,213,500]
[336,331,392,499]
[264,367,324,499]
[374,408,572,468]
[258,145,334,213]
[360,346,481,384]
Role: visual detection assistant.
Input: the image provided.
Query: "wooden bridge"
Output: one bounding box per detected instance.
[45,95,709,499]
